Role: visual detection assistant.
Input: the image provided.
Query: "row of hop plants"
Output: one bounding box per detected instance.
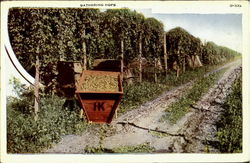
[165,27,240,76]
[8,8,241,87]
[8,8,164,86]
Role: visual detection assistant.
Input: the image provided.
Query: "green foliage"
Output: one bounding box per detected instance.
[84,145,106,154]
[149,131,169,138]
[165,27,202,69]
[8,8,102,87]
[119,64,226,115]
[8,78,34,114]
[143,17,164,61]
[162,66,210,86]
[202,41,239,65]
[113,142,154,153]
[216,73,242,153]
[165,27,240,74]
[8,8,165,90]
[7,79,87,153]
[9,77,30,97]
[7,95,87,153]
[102,8,149,62]
[85,142,154,153]
[8,8,239,90]
[119,82,170,115]
[7,8,150,68]
[161,68,226,124]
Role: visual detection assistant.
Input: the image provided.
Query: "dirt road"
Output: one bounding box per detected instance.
[45,60,241,153]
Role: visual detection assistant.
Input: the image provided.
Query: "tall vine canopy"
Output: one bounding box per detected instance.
[143,17,164,61]
[202,41,240,65]
[8,8,102,84]
[165,27,202,68]
[8,8,240,85]
[165,27,239,72]
[8,8,159,78]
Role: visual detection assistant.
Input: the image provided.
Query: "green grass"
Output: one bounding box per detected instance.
[113,142,154,153]
[160,68,227,124]
[216,72,242,153]
[149,131,169,138]
[7,94,88,153]
[119,62,231,116]
[84,142,155,153]
[119,82,170,115]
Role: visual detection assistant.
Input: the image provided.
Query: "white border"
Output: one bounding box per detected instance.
[1,1,250,163]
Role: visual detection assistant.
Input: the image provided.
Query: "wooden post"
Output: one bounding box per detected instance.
[139,35,142,83]
[116,39,124,118]
[120,39,124,79]
[183,57,186,73]
[177,43,181,78]
[177,66,180,78]
[163,32,168,78]
[82,25,87,70]
[154,57,158,83]
[34,55,40,121]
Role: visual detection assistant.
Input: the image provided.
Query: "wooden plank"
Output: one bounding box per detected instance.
[107,94,123,123]
[82,99,115,123]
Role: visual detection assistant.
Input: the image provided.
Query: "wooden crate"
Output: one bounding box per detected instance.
[75,70,123,123]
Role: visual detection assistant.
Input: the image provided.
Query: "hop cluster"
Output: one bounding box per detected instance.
[81,75,118,92]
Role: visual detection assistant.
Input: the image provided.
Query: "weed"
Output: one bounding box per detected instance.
[113,142,154,153]
[7,93,88,153]
[161,68,227,124]
[84,142,155,153]
[149,131,168,138]
[216,73,242,153]
[119,62,233,116]
[119,82,170,115]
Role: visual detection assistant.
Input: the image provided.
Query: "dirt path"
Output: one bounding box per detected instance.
[45,60,241,153]
[180,63,242,153]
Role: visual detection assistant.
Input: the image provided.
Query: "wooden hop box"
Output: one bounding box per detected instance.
[75,70,123,123]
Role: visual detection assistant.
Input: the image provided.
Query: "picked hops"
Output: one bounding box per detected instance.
[81,74,118,92]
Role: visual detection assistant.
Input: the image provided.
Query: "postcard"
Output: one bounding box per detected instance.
[1,1,250,163]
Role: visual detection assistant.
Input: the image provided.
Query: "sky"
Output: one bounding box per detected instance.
[135,9,242,53]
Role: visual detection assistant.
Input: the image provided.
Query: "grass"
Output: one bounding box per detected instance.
[160,67,227,124]
[119,81,170,115]
[149,131,169,138]
[118,61,232,116]
[84,142,155,153]
[7,93,88,153]
[216,72,242,153]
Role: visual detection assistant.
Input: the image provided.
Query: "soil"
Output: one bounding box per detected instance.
[45,60,241,154]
